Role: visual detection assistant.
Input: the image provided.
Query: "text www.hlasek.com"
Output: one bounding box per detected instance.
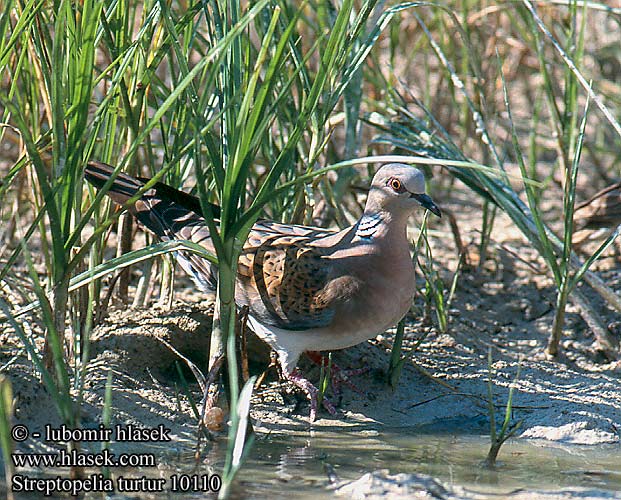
[12,449,155,468]
[10,423,222,494]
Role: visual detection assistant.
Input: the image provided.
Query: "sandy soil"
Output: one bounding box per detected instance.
[1,190,620,499]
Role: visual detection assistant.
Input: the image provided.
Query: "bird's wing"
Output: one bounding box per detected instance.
[237,228,362,330]
[249,219,338,239]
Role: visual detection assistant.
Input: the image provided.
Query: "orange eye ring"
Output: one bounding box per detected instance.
[389,178,403,192]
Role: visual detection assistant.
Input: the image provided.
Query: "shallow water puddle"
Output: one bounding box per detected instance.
[2,428,620,498]
[225,428,621,498]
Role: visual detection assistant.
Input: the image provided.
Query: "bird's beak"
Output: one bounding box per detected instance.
[411,193,441,217]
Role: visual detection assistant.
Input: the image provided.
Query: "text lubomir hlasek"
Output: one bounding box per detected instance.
[43,424,172,442]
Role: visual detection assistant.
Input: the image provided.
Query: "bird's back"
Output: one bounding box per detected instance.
[85,161,354,330]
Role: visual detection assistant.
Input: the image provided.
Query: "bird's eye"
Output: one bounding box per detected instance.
[389,178,403,192]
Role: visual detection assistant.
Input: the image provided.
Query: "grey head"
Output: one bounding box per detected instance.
[365,163,441,217]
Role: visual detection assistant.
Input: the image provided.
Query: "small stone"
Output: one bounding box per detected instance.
[203,407,225,432]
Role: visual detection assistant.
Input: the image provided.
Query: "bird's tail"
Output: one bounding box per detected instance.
[84,160,145,206]
[84,160,218,291]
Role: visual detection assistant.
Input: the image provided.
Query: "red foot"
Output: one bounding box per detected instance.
[306,351,369,397]
[286,369,337,421]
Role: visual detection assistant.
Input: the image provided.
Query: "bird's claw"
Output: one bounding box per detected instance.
[330,366,369,397]
[306,351,368,398]
[286,368,338,421]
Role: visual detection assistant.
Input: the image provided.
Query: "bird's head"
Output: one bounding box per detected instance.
[366,163,441,217]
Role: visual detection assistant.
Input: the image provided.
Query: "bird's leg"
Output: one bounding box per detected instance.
[305,351,368,397]
[285,369,337,421]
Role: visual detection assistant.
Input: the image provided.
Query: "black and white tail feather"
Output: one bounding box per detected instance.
[85,160,219,292]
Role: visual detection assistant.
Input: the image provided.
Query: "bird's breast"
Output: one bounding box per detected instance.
[327,252,416,347]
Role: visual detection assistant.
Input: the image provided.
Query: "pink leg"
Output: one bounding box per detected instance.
[306,351,369,397]
[285,369,337,421]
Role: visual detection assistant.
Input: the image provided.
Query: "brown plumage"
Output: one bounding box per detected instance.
[85,160,440,420]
